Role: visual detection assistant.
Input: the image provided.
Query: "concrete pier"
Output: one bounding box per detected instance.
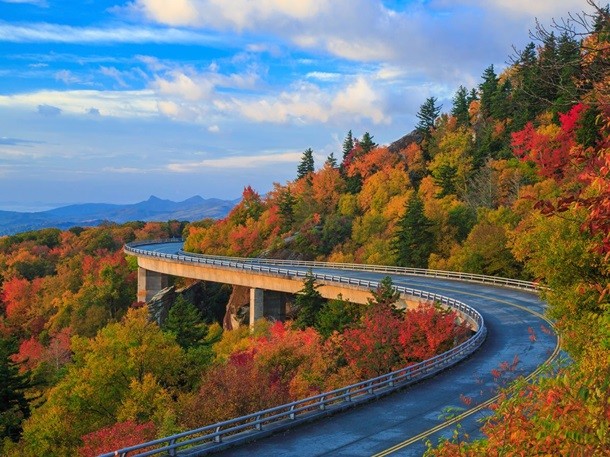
[137,267,169,303]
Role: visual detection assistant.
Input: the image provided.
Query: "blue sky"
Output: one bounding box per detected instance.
[0,0,586,211]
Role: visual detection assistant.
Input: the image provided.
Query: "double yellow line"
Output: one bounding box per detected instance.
[372,286,562,456]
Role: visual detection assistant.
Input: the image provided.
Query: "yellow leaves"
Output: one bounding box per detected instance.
[310,165,345,214]
[357,167,411,213]
[338,194,358,217]
[537,122,561,139]
[117,374,172,426]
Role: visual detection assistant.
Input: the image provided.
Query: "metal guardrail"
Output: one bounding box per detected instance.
[99,327,485,457]
[125,238,541,292]
[105,240,490,456]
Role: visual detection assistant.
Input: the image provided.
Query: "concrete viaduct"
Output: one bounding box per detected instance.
[119,240,558,457]
[132,240,431,327]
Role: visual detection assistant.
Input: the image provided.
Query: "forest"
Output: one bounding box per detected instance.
[1,2,610,456]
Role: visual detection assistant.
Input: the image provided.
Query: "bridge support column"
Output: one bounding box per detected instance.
[138,267,169,303]
[249,288,264,328]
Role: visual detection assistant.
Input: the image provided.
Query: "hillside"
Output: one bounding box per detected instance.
[0,195,237,235]
[0,2,609,456]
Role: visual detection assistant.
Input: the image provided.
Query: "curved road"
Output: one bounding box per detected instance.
[135,242,558,456]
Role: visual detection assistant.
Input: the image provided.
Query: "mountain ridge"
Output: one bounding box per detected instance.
[0,195,238,235]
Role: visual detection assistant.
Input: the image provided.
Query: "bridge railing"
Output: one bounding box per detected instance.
[125,241,484,329]
[99,323,485,457]
[124,239,541,292]
[105,241,489,456]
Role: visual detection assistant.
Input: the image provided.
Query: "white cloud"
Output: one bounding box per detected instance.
[54,69,81,84]
[208,125,220,133]
[102,166,152,174]
[0,22,216,44]
[153,71,213,101]
[0,90,159,118]
[134,0,329,29]
[433,0,586,17]
[227,76,389,124]
[99,66,131,88]
[166,151,303,172]
[1,0,47,5]
[331,77,389,124]
[129,0,202,26]
[306,72,342,82]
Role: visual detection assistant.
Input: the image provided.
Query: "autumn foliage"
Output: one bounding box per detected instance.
[2,3,610,456]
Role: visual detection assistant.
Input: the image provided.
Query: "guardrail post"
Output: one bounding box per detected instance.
[289,405,296,420]
[168,438,177,456]
[214,426,222,443]
[319,396,326,410]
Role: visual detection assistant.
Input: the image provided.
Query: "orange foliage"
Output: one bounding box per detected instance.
[346,146,402,180]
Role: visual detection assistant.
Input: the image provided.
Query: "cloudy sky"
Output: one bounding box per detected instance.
[0,0,587,211]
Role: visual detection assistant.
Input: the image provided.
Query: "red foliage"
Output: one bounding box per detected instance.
[78,421,156,457]
[11,327,72,372]
[511,104,584,181]
[1,276,44,334]
[342,303,470,379]
[398,304,471,362]
[11,337,45,371]
[342,306,403,378]
[179,348,290,429]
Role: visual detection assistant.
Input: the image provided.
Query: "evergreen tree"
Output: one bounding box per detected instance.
[163,296,208,349]
[325,152,338,168]
[553,31,581,112]
[432,163,458,197]
[512,42,539,128]
[451,85,470,126]
[467,88,478,105]
[278,188,296,232]
[479,65,499,118]
[0,339,32,442]
[315,294,362,338]
[359,132,376,154]
[391,193,434,268]
[297,148,315,181]
[416,97,442,139]
[368,276,401,311]
[537,31,560,106]
[342,130,354,162]
[292,271,325,329]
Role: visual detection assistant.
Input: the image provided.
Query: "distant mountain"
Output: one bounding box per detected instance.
[0,195,238,236]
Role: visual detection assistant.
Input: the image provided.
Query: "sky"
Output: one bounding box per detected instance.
[0,0,588,211]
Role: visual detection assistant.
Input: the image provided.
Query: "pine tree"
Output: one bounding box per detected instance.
[297,148,315,181]
[278,188,296,232]
[163,296,208,349]
[359,132,376,154]
[0,339,32,442]
[342,130,354,162]
[315,294,361,338]
[292,271,325,329]
[416,97,442,139]
[451,85,470,127]
[368,276,401,311]
[325,152,338,168]
[479,65,498,118]
[512,42,539,128]
[391,193,434,268]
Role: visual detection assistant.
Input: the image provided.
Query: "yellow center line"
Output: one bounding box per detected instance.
[371,285,561,457]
